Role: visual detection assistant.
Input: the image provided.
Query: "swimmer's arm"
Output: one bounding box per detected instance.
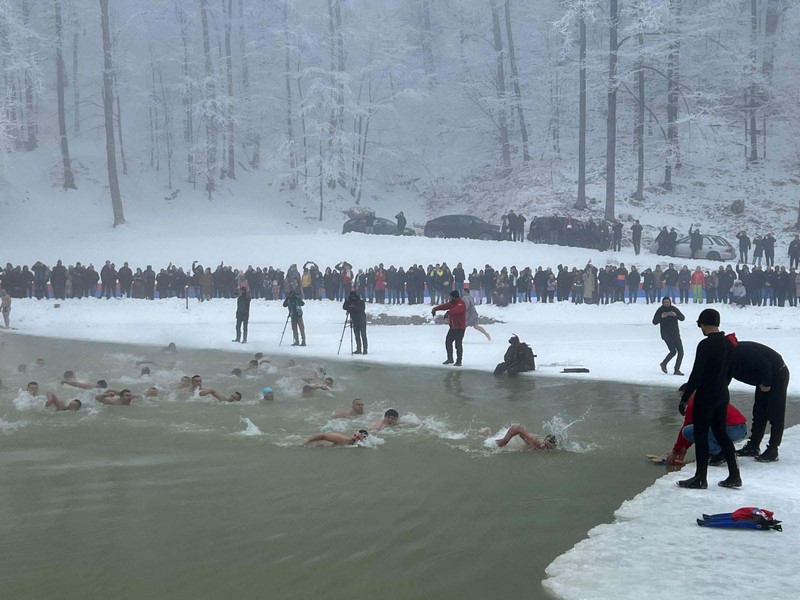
[199,389,226,402]
[62,380,96,390]
[46,392,67,410]
[303,433,331,446]
[371,420,384,430]
[95,391,123,405]
[331,410,351,419]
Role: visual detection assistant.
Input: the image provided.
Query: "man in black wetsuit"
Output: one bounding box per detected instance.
[652,297,685,375]
[729,337,789,463]
[233,287,251,343]
[677,308,741,490]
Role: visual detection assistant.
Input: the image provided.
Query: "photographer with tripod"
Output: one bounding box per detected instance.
[283,290,306,346]
[343,290,368,355]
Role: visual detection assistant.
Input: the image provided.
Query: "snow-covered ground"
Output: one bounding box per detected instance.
[544,427,800,599]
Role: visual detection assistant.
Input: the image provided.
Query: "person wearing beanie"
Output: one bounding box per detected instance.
[652,297,686,375]
[343,290,368,355]
[431,290,467,366]
[677,308,740,489]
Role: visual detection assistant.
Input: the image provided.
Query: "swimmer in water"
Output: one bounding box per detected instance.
[95,389,135,406]
[373,408,399,430]
[179,376,191,389]
[303,430,369,447]
[262,387,274,401]
[26,381,39,396]
[145,386,159,399]
[190,375,203,392]
[481,425,557,450]
[245,359,260,371]
[45,391,82,411]
[62,371,108,390]
[199,388,242,402]
[140,367,151,377]
[333,398,365,418]
[302,377,334,397]
[231,368,243,378]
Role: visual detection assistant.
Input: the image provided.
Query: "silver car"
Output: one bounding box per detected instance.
[650,234,736,261]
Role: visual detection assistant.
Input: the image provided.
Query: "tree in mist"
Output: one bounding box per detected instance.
[100,0,125,226]
[55,0,77,189]
[489,0,511,170]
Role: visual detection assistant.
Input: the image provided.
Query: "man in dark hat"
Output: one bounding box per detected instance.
[431,290,467,366]
[343,290,368,354]
[494,335,536,376]
[677,308,740,489]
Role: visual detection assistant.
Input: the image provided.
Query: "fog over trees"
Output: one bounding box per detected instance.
[1,0,798,224]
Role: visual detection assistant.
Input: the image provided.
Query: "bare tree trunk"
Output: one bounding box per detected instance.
[297,59,308,185]
[20,0,37,150]
[175,3,194,184]
[634,1,645,201]
[55,0,77,189]
[489,0,511,169]
[575,8,587,210]
[116,94,127,175]
[200,0,217,199]
[158,67,174,189]
[283,0,297,188]
[420,0,436,85]
[334,0,346,186]
[663,0,681,189]
[605,0,619,221]
[72,21,79,135]
[223,0,235,179]
[504,0,529,162]
[748,0,758,162]
[100,0,125,226]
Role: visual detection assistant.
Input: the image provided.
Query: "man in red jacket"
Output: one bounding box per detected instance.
[667,387,748,469]
[432,290,467,366]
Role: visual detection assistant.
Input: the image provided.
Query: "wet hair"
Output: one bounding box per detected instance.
[358,429,369,437]
[72,399,83,409]
[140,367,151,376]
[324,377,334,386]
[384,409,399,419]
[231,368,242,377]
[120,389,132,396]
[248,360,258,368]
[167,342,177,351]
[17,364,27,373]
[254,353,264,360]
[544,435,557,448]
[97,380,108,389]
[191,375,201,382]
[63,370,76,380]
[232,391,242,401]
[28,381,38,388]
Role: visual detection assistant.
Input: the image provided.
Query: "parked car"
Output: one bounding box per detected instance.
[527,216,610,251]
[423,215,501,240]
[649,234,736,261]
[342,216,415,236]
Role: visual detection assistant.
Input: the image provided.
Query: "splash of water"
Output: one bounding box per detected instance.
[542,409,596,453]
[238,417,263,437]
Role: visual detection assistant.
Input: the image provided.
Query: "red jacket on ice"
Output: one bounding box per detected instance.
[672,393,747,454]
[433,298,466,330]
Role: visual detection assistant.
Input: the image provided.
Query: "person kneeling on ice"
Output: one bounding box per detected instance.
[665,386,747,471]
[494,335,536,376]
[480,425,557,450]
[303,430,369,447]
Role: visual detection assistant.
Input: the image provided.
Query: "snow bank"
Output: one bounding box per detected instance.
[543,426,800,599]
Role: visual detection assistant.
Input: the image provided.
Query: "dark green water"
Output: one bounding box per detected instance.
[1,335,795,599]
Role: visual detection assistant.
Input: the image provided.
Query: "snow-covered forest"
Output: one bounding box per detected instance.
[1,0,799,230]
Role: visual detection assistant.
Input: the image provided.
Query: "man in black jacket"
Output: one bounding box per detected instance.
[677,308,740,490]
[233,287,251,343]
[652,297,685,375]
[729,337,789,463]
[343,291,368,355]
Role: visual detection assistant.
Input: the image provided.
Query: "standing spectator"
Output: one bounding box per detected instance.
[100,261,117,299]
[642,268,654,304]
[677,266,691,304]
[655,226,669,255]
[395,211,407,235]
[374,267,387,304]
[431,290,467,366]
[704,270,717,304]
[611,221,623,252]
[453,262,465,295]
[118,262,133,298]
[667,228,678,256]
[364,212,375,235]
[343,290,368,354]
[789,235,800,270]
[688,225,703,259]
[737,231,751,264]
[652,297,685,376]
[32,261,49,299]
[283,290,306,347]
[752,235,764,266]
[631,220,643,255]
[690,266,705,303]
[516,212,526,243]
[763,233,776,267]
[626,266,640,303]
[1,289,11,329]
[233,287,251,343]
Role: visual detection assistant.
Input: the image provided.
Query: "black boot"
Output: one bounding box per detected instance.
[718,471,742,488]
[755,446,779,463]
[736,440,759,457]
[442,359,454,365]
[677,476,707,489]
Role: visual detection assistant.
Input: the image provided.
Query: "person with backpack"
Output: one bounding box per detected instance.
[494,335,536,376]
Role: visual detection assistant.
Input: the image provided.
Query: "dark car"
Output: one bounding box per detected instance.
[342,216,415,236]
[423,215,501,240]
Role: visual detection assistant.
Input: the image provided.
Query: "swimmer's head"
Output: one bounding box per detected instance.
[119,389,133,403]
[145,387,159,398]
[384,409,399,426]
[255,352,264,360]
[352,398,364,414]
[68,399,82,411]
[140,367,151,377]
[351,430,369,443]
[96,380,108,389]
[262,387,274,401]
[231,368,242,377]
[191,375,202,387]
[248,360,258,368]
[35,358,45,367]
[180,376,191,388]
[27,381,38,395]
[167,342,177,352]
[231,391,242,402]
[544,435,557,449]
[63,370,76,381]
[17,364,27,374]
[324,377,334,386]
